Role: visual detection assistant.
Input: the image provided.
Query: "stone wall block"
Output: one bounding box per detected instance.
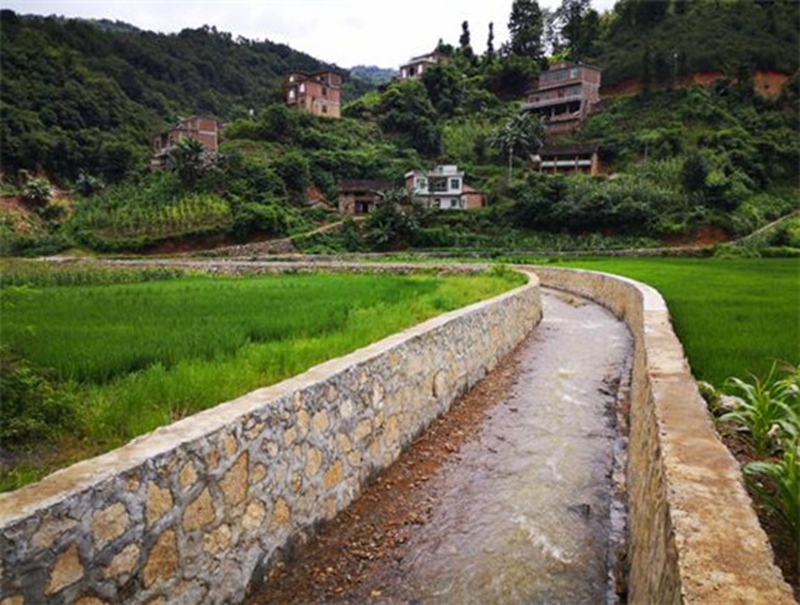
[145,482,173,529]
[182,488,216,533]
[219,452,249,509]
[142,529,178,589]
[45,544,84,595]
[92,503,130,551]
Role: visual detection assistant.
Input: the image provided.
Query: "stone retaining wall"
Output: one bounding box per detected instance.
[531,266,795,605]
[0,268,541,605]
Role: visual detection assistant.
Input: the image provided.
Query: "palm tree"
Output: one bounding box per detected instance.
[169,137,206,188]
[489,111,545,184]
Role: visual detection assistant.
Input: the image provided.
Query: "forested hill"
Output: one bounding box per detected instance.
[0,10,359,181]
[586,0,798,87]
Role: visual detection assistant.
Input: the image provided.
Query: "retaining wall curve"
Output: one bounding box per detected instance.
[0,266,541,604]
[531,266,795,605]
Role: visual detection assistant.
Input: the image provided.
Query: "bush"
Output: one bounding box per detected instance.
[0,348,77,445]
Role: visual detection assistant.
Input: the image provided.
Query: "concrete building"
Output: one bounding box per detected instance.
[399,50,447,80]
[337,180,395,215]
[285,71,342,118]
[523,62,602,135]
[404,165,486,210]
[152,115,219,169]
[532,145,601,176]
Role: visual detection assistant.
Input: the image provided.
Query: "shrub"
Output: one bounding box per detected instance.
[0,347,77,445]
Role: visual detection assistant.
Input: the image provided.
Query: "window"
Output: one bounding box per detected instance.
[322,105,328,113]
[418,177,427,190]
[430,177,448,192]
[300,83,306,93]
[322,86,328,96]
[570,68,578,79]
[450,178,460,190]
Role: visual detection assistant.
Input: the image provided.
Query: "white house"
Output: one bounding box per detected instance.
[404,165,486,210]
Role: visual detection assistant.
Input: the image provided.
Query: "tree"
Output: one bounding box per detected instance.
[460,20,471,49]
[486,22,495,60]
[508,0,546,60]
[365,188,420,251]
[459,21,475,62]
[377,80,441,156]
[422,63,465,118]
[488,111,545,184]
[553,0,600,62]
[169,137,206,188]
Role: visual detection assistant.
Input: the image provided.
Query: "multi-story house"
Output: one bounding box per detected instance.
[285,71,342,118]
[152,115,219,169]
[523,61,602,134]
[404,165,486,210]
[399,50,447,80]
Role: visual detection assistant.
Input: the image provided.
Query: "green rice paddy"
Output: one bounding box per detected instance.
[552,257,799,386]
[0,263,523,489]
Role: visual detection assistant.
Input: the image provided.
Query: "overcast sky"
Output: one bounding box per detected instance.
[0,1,618,68]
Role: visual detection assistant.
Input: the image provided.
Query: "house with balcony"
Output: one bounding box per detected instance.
[523,61,602,135]
[337,179,396,215]
[152,115,219,169]
[404,165,486,210]
[532,145,601,176]
[285,71,342,118]
[399,50,447,80]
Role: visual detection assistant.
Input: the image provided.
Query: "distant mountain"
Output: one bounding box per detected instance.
[349,65,397,86]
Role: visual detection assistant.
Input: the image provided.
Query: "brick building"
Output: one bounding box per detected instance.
[152,116,219,169]
[285,71,342,118]
[524,62,602,135]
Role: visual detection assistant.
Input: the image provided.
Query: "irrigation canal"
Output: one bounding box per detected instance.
[248,290,634,605]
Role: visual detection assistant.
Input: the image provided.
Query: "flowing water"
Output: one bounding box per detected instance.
[388,289,633,604]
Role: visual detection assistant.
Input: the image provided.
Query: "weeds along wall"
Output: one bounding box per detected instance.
[530,266,795,605]
[0,267,542,605]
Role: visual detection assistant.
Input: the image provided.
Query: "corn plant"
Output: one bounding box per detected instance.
[744,437,800,577]
[720,362,799,456]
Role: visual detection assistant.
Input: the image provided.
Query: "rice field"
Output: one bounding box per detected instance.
[552,257,800,386]
[0,261,524,489]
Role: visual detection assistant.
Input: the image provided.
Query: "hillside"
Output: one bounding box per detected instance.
[0,10,374,182]
[0,0,798,258]
[589,0,798,87]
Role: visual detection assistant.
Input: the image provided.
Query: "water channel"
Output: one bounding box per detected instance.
[251,289,633,604]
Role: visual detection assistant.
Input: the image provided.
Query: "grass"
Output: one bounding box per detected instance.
[0,262,524,490]
[538,257,800,387]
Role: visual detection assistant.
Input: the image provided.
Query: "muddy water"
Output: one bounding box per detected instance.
[252,290,633,605]
[388,289,632,604]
